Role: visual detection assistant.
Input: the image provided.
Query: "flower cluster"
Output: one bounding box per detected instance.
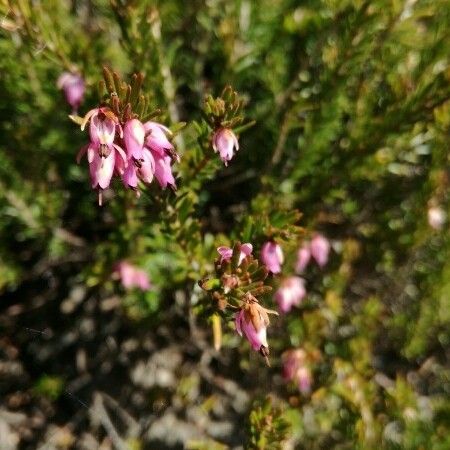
[269,234,330,314]
[73,68,178,205]
[200,242,277,363]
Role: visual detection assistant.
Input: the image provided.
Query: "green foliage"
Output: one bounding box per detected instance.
[33,375,64,400]
[246,396,291,450]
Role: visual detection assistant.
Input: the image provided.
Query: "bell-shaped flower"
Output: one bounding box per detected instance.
[275,276,306,313]
[295,245,311,273]
[261,241,284,274]
[114,261,151,291]
[88,146,116,190]
[235,294,278,355]
[235,309,268,352]
[85,108,118,150]
[57,72,85,112]
[428,205,446,230]
[122,163,139,190]
[144,121,176,158]
[153,152,176,189]
[217,243,253,265]
[310,234,330,268]
[212,128,239,166]
[77,139,127,205]
[139,148,155,184]
[124,119,146,160]
[122,148,156,191]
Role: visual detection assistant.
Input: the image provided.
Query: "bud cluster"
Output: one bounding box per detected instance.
[204,86,252,166]
[73,67,180,205]
[200,242,278,363]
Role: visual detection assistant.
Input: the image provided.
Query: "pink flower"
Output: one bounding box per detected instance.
[235,308,268,352]
[122,162,139,189]
[282,349,312,394]
[428,206,446,230]
[144,121,175,157]
[310,234,330,268]
[80,107,122,155]
[122,148,155,189]
[57,72,85,112]
[217,243,253,265]
[77,108,127,204]
[275,276,306,313]
[139,148,156,184]
[124,119,146,160]
[212,128,239,166]
[235,295,278,356]
[87,146,116,190]
[153,152,176,189]
[283,349,306,380]
[297,367,312,394]
[115,261,151,291]
[261,241,284,274]
[295,245,311,273]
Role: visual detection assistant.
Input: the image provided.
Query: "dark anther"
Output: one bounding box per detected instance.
[99,143,111,158]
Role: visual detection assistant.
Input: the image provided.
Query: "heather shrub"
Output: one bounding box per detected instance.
[0,1,449,448]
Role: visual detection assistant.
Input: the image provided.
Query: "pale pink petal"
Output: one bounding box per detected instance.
[213,128,239,164]
[124,119,146,160]
[310,234,330,268]
[58,72,85,111]
[139,148,155,184]
[295,245,311,273]
[275,277,306,313]
[153,152,175,188]
[123,163,138,188]
[241,314,268,350]
[261,241,284,274]
[89,151,115,190]
[144,121,174,155]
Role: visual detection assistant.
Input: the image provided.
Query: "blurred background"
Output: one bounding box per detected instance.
[0,0,449,448]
